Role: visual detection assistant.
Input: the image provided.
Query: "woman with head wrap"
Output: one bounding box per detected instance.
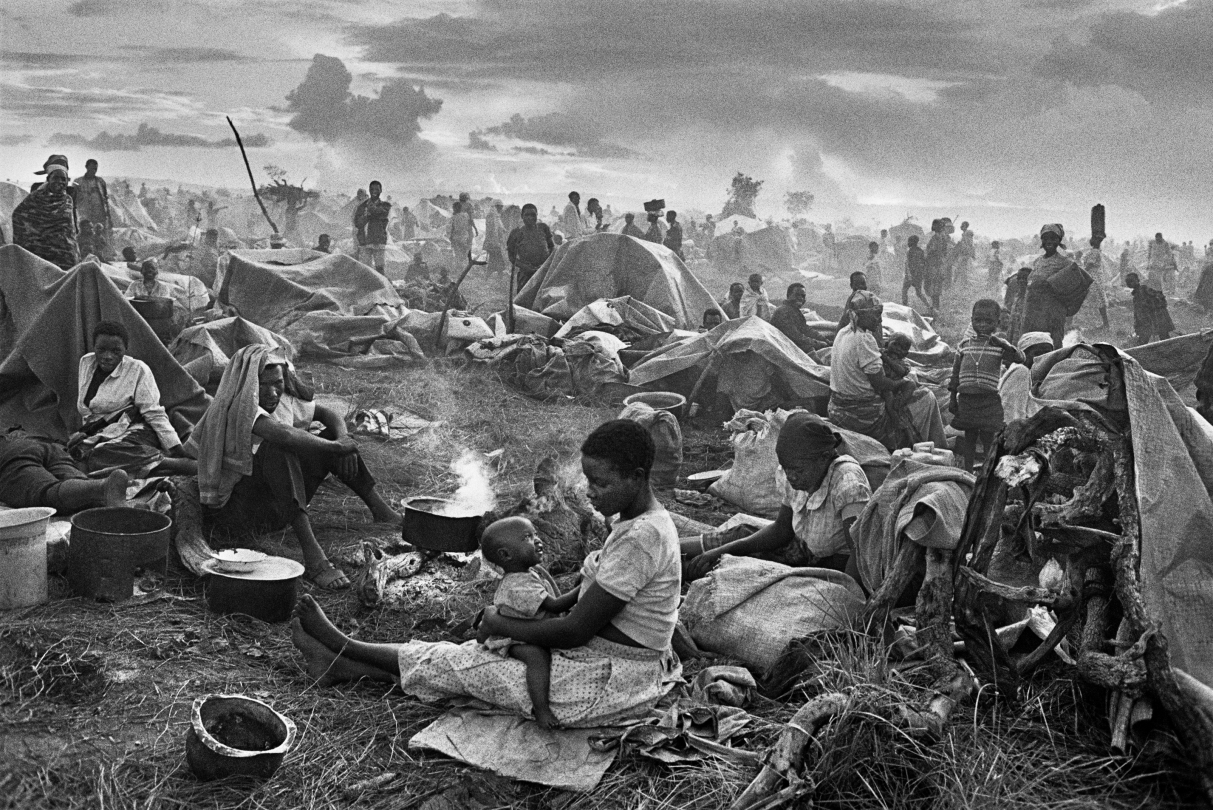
[184,345,402,590]
[1019,224,1080,348]
[11,162,79,270]
[826,291,947,451]
[684,412,872,580]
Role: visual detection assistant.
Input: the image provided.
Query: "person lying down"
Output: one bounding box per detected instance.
[479,516,566,728]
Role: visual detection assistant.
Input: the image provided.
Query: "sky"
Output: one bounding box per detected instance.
[2,0,1211,241]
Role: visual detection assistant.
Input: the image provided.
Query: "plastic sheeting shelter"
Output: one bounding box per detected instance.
[628,315,831,411]
[1,182,28,237]
[710,226,796,279]
[0,245,209,439]
[515,232,721,329]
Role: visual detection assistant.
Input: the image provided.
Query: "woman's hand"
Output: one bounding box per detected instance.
[685,550,722,582]
[475,606,502,643]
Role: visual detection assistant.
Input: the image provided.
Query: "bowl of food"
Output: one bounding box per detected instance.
[211,548,267,574]
[185,694,296,781]
[686,469,726,492]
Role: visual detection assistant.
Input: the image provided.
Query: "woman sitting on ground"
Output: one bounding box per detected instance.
[184,344,401,590]
[71,320,196,478]
[684,412,871,579]
[290,419,682,728]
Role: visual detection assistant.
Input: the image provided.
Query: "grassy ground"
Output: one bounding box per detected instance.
[3,263,1210,809]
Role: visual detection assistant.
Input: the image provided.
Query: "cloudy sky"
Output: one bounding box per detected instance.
[2,0,1211,239]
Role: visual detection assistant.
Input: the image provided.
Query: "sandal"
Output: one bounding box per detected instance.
[307,564,351,591]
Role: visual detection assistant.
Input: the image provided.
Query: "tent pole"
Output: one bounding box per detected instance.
[226,116,279,236]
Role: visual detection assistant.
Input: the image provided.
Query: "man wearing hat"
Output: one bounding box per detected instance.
[12,159,79,270]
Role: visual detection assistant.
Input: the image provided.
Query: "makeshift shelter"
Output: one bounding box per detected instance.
[628,316,831,412]
[0,246,209,439]
[1,182,29,237]
[110,226,169,261]
[515,232,721,329]
[171,316,293,390]
[710,226,796,279]
[416,200,451,231]
[553,297,678,341]
[109,187,159,232]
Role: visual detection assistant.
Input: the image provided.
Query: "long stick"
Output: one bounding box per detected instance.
[507,262,517,333]
[226,116,279,235]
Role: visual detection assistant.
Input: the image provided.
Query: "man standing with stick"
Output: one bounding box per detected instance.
[354,180,391,275]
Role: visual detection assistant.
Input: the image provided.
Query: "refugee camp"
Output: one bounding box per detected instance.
[2,1,1213,808]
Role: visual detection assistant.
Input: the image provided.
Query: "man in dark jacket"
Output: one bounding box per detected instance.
[771,283,823,354]
[353,180,391,274]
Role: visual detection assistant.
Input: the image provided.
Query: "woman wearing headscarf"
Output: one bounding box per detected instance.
[11,161,79,270]
[997,331,1055,425]
[1019,224,1078,348]
[826,291,947,451]
[684,412,872,579]
[184,345,401,590]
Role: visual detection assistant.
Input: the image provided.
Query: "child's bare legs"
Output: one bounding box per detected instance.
[976,430,995,468]
[960,430,979,471]
[292,594,402,681]
[509,643,558,728]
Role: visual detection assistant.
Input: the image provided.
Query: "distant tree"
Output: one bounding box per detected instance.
[722,172,763,219]
[785,190,815,218]
[263,164,288,183]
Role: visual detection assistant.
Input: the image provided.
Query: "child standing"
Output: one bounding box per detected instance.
[902,235,931,309]
[838,270,869,329]
[479,516,572,728]
[949,300,1025,470]
[864,241,883,294]
[740,272,771,320]
[987,241,1003,291]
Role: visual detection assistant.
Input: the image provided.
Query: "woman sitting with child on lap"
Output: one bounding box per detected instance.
[291,419,682,728]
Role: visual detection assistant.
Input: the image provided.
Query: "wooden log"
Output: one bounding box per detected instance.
[917,547,957,679]
[956,567,1059,605]
[861,541,923,631]
[730,693,849,810]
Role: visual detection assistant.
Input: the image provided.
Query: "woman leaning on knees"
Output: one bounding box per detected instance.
[290,419,683,729]
[684,412,872,580]
[183,344,400,591]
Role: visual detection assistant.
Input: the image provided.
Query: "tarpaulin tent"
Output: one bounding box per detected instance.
[215,249,403,331]
[1124,330,1213,400]
[0,246,209,439]
[100,262,210,313]
[553,296,678,340]
[628,315,831,411]
[710,226,796,279]
[110,226,169,260]
[515,232,721,329]
[1,182,29,238]
[171,316,294,389]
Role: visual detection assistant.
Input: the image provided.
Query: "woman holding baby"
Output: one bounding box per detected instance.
[291,419,682,728]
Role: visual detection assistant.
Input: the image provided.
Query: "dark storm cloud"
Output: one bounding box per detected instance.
[67,0,174,16]
[50,122,272,151]
[347,0,997,80]
[284,54,443,145]
[1036,0,1213,102]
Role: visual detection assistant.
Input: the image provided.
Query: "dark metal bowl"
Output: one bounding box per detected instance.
[185,694,296,782]
[402,497,483,553]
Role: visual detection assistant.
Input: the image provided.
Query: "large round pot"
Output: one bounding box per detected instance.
[69,507,172,602]
[402,497,483,553]
[185,694,296,781]
[200,555,303,623]
[623,391,687,421]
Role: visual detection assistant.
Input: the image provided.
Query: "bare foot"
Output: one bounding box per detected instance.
[534,707,561,730]
[371,508,403,526]
[290,618,339,686]
[103,469,129,506]
[294,594,352,653]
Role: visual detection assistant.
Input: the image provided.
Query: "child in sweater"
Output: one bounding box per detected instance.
[949,299,1025,470]
[479,516,568,728]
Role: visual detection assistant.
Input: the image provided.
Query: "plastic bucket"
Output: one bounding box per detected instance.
[68,507,172,602]
[0,507,55,609]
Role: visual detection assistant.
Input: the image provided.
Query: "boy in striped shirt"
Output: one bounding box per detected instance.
[949,299,1024,470]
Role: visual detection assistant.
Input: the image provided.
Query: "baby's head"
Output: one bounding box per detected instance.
[885,333,912,360]
[480,516,542,573]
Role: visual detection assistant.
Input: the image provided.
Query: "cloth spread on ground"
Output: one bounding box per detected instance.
[681,555,867,672]
[0,247,209,440]
[183,344,271,507]
[514,232,720,329]
[852,458,975,594]
[628,317,831,410]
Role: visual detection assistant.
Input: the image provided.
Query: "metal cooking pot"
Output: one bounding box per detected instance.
[202,556,303,623]
[402,497,484,553]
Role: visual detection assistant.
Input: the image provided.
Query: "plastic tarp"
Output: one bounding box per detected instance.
[0,182,28,236]
[553,296,677,340]
[170,316,294,389]
[110,227,170,261]
[100,262,210,313]
[515,232,721,329]
[1125,329,1213,401]
[710,226,795,279]
[628,316,831,405]
[882,302,951,364]
[0,246,209,439]
[215,249,404,331]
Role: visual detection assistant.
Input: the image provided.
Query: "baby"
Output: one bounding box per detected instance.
[880,333,916,445]
[479,516,563,728]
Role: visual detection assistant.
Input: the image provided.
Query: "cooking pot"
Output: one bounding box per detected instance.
[402,497,483,553]
[185,694,296,781]
[201,555,303,623]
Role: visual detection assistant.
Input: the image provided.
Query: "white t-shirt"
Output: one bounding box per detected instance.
[830,325,882,399]
[250,394,317,455]
[782,455,871,558]
[579,505,680,650]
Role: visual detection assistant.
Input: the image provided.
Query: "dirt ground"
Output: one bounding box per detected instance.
[2,260,1209,809]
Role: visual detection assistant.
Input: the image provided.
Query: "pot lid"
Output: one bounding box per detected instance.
[199,555,305,581]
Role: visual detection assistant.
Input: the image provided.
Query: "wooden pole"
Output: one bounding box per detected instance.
[507,261,518,333]
[226,116,279,236]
